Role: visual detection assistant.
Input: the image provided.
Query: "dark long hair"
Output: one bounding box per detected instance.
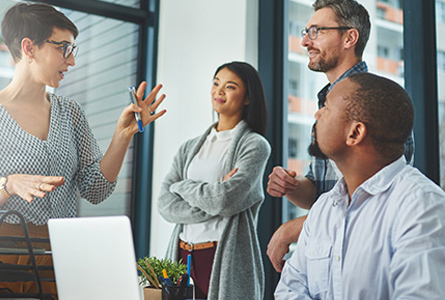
[214,61,268,136]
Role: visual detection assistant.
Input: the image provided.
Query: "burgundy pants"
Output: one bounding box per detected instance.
[179,244,217,299]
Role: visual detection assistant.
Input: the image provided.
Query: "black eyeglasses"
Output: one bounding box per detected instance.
[301,26,352,40]
[45,40,78,59]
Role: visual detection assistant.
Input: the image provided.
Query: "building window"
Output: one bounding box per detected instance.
[378,45,390,58]
[288,138,298,159]
[288,79,298,96]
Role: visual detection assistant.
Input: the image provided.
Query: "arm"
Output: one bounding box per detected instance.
[267,215,307,272]
[157,142,218,224]
[267,166,316,209]
[168,135,271,217]
[274,215,312,299]
[390,190,445,299]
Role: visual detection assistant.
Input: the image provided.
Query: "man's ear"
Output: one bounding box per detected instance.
[21,37,34,60]
[346,121,366,146]
[344,28,359,50]
[244,96,250,106]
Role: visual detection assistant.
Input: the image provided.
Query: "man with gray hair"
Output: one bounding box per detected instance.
[275,73,445,299]
[266,0,414,272]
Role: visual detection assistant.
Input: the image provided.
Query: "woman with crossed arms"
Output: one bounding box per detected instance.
[158,61,270,300]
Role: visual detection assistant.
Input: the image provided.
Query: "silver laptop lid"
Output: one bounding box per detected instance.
[48,216,142,300]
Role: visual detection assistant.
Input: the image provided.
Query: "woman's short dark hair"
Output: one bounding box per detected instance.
[1,2,79,62]
[214,61,268,136]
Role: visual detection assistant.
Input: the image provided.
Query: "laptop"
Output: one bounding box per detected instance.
[48,216,142,300]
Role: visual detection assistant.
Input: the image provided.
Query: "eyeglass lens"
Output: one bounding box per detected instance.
[63,44,78,59]
[301,27,317,39]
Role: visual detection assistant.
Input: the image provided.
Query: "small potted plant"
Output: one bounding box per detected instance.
[137,256,187,300]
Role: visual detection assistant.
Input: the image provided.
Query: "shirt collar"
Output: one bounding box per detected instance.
[207,120,245,142]
[328,155,407,207]
[328,61,368,93]
[359,155,407,195]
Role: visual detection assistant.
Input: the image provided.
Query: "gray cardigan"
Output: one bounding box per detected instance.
[158,121,271,300]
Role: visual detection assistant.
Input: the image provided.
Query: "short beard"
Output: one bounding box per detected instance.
[308,123,329,159]
[308,56,339,73]
[308,140,329,160]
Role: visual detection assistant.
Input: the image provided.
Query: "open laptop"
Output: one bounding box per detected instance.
[48,215,142,300]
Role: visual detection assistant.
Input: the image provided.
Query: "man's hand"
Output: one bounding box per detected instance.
[267,166,298,198]
[267,215,307,272]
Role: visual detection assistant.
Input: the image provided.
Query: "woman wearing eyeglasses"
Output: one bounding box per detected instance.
[0,2,165,296]
[158,61,270,300]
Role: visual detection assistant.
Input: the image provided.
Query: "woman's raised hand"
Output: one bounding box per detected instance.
[117,82,166,138]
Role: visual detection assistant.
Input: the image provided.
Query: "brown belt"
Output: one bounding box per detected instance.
[179,240,218,251]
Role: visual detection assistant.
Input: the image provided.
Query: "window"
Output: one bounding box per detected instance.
[288,138,298,158]
[0,3,15,89]
[436,1,445,23]
[438,51,445,72]
[288,79,298,96]
[55,10,139,217]
[378,45,390,58]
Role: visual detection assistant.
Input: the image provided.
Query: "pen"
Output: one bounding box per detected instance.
[187,254,191,286]
[128,86,144,133]
[162,269,172,286]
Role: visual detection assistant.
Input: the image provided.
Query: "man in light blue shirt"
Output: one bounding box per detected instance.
[275,73,445,299]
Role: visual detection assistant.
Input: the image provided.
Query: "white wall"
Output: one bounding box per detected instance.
[150,0,258,257]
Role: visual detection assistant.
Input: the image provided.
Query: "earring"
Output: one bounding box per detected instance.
[27,57,33,64]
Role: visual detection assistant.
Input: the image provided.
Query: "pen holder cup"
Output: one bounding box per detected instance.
[161,285,193,300]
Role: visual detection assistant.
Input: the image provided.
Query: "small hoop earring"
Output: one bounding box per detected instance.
[28,57,33,64]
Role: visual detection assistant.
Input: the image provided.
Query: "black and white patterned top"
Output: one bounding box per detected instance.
[0,93,116,225]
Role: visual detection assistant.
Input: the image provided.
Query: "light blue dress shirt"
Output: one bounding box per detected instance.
[275,156,445,300]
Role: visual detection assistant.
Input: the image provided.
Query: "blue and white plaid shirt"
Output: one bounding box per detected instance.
[305,61,415,200]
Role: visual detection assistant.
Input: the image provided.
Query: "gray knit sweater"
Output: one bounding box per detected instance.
[158,121,271,300]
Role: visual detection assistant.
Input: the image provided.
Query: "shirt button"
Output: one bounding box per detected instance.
[336,255,341,262]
